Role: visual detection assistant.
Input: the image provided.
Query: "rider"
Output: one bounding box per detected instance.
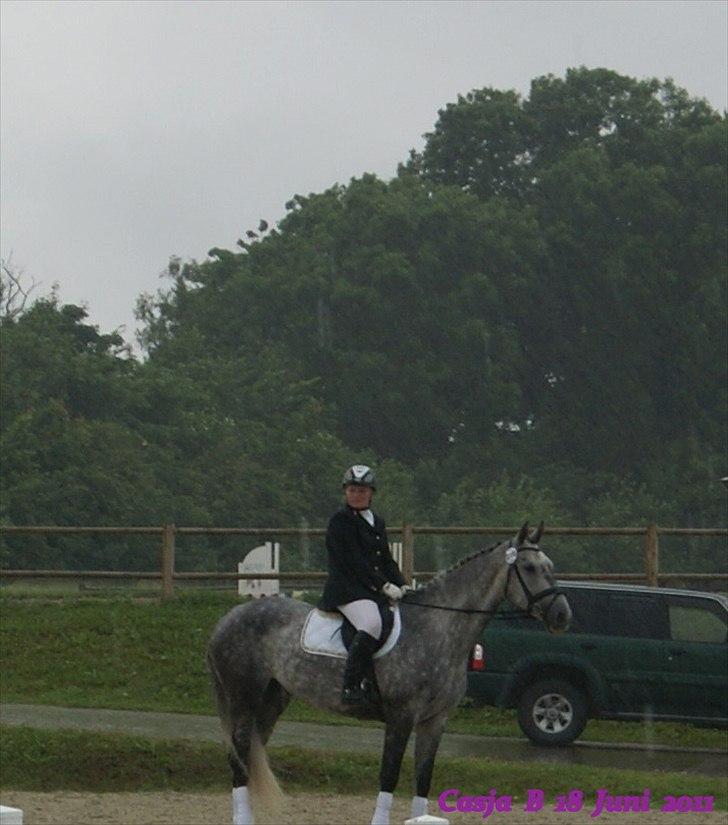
[319,464,408,704]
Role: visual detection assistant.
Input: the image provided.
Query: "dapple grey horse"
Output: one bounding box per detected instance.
[207,521,572,824]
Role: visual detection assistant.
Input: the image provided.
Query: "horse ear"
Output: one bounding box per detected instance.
[528,521,544,544]
[516,522,529,546]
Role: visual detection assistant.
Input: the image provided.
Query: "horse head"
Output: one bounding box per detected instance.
[503,521,572,634]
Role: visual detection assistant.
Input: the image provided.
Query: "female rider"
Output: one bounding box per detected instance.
[318,465,408,704]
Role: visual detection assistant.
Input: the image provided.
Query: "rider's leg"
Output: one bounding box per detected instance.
[338,599,382,704]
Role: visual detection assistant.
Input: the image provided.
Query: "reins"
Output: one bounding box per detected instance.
[401,600,530,619]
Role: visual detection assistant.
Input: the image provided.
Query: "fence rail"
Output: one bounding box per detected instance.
[1,523,726,599]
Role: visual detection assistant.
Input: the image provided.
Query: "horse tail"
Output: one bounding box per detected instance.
[206,648,283,818]
[248,726,284,816]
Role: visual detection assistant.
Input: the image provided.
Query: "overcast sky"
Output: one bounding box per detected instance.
[2,0,726,348]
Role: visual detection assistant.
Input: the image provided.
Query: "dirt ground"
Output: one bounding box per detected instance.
[1,790,726,825]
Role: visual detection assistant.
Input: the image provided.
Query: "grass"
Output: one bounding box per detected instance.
[0,589,726,749]
[1,725,726,809]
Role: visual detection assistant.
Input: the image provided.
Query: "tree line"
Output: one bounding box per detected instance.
[1,68,725,573]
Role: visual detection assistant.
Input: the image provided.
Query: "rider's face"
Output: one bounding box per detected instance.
[345,484,373,509]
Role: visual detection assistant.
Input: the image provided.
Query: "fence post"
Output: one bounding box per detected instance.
[402,523,414,585]
[644,523,659,586]
[161,523,176,600]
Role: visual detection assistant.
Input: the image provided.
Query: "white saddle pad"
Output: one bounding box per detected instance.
[300,606,401,659]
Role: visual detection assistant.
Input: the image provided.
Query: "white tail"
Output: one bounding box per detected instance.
[248,728,284,821]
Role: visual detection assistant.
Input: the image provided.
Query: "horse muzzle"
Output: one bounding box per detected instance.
[542,593,572,634]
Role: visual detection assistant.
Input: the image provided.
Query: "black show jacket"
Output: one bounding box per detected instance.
[318,505,406,610]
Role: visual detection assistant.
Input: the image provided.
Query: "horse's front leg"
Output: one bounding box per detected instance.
[371,714,414,825]
[410,711,448,819]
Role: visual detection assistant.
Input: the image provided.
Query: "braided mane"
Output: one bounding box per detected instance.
[414,540,502,596]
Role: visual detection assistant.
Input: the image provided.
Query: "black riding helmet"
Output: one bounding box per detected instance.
[342,464,376,490]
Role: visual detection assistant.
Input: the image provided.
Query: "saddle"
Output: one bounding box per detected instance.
[300,604,401,659]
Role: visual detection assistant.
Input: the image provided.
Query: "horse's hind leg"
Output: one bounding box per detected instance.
[210,667,285,825]
[208,653,256,825]
[255,678,291,744]
[228,706,256,825]
[411,712,448,819]
[228,687,285,825]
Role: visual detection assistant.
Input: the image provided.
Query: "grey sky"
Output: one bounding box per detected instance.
[2,0,726,347]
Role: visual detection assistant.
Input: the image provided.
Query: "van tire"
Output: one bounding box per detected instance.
[517,678,588,746]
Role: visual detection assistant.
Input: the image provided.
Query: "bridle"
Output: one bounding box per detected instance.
[504,541,563,622]
[402,541,564,621]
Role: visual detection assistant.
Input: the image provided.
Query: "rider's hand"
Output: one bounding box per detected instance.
[401,585,415,595]
[382,582,404,601]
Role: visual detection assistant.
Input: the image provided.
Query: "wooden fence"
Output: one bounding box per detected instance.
[0,524,726,599]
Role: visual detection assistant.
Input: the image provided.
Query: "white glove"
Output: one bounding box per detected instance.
[382,582,404,601]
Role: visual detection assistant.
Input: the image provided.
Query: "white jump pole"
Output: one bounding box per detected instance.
[404,816,449,824]
[0,806,23,825]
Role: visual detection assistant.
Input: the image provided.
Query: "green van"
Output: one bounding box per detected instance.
[466,582,728,745]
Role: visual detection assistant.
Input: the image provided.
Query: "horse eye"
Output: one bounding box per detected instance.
[524,563,536,573]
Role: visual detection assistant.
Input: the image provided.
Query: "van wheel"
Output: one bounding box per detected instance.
[517,678,588,746]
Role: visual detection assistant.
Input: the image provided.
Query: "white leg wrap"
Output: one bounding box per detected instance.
[371,790,393,825]
[411,796,428,818]
[233,786,254,825]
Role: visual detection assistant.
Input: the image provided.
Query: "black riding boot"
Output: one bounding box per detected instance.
[341,630,379,704]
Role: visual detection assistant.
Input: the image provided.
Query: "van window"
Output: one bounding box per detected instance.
[561,588,613,635]
[496,588,628,636]
[667,598,727,644]
[602,594,667,639]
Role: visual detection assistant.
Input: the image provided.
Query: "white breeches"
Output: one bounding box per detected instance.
[337,598,382,639]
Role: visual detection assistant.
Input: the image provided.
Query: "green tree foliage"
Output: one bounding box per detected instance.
[0,296,168,568]
[0,293,360,569]
[1,68,725,575]
[408,69,726,507]
[139,175,553,478]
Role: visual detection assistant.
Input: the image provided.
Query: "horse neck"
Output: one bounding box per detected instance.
[417,547,508,639]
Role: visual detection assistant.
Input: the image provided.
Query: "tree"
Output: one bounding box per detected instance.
[1,257,38,321]
[407,68,726,487]
[137,175,546,467]
[3,68,724,569]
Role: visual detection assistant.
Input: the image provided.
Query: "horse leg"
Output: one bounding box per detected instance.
[411,712,448,819]
[255,678,291,744]
[208,652,256,825]
[210,660,284,825]
[228,711,255,825]
[371,714,414,825]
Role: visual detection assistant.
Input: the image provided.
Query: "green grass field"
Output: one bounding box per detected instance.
[2,725,726,808]
[0,589,726,749]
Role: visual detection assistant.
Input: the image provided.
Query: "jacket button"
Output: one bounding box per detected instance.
[374,565,379,571]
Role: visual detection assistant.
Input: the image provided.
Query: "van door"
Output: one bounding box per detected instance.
[566,589,671,715]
